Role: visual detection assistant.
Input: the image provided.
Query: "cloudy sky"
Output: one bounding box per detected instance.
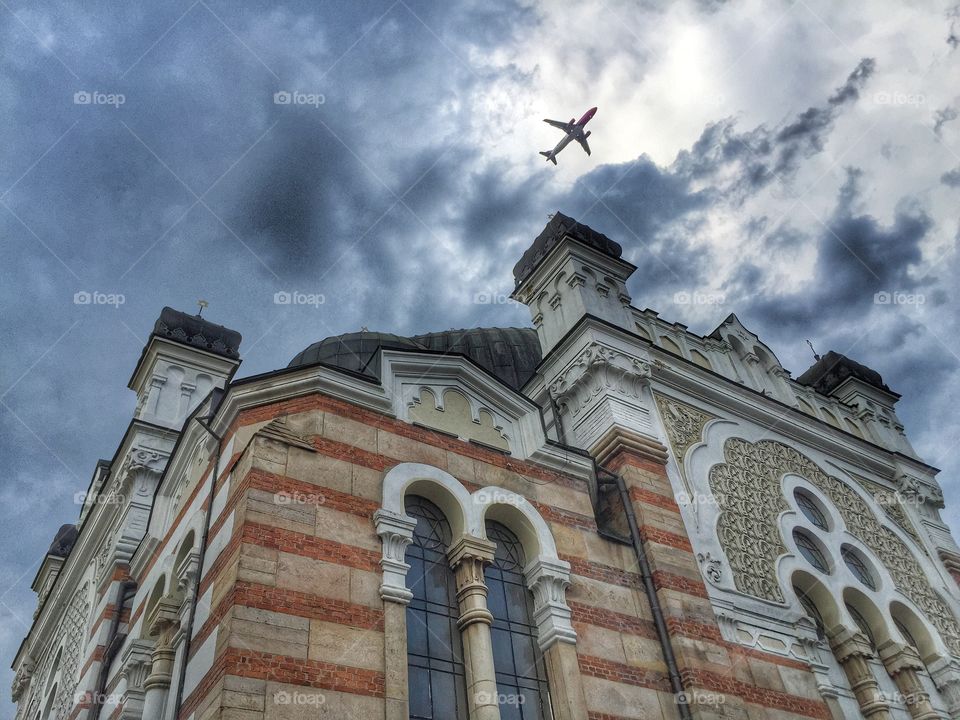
[2,0,959,707]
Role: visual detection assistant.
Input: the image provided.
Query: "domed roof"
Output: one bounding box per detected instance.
[48,524,78,558]
[411,327,541,389]
[288,327,542,389]
[287,331,427,378]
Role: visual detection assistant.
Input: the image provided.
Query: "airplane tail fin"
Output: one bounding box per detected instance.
[540,151,557,165]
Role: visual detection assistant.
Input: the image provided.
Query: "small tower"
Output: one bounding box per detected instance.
[511,212,636,354]
[128,307,242,429]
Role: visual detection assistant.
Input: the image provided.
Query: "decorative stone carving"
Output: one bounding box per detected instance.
[10,657,34,703]
[549,343,651,417]
[119,639,154,705]
[697,552,722,584]
[829,626,892,719]
[524,557,577,650]
[654,394,716,471]
[54,582,91,720]
[849,473,922,548]
[709,437,960,654]
[928,658,960,717]
[374,509,417,604]
[897,473,945,509]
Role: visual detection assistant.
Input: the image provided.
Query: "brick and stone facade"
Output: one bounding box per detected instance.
[11,214,960,720]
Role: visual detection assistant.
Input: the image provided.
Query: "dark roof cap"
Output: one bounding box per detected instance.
[153,307,242,360]
[48,524,78,558]
[796,350,893,395]
[411,327,541,389]
[288,331,425,377]
[513,212,622,286]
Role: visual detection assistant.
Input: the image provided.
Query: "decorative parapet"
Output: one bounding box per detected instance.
[524,557,577,651]
[374,509,417,605]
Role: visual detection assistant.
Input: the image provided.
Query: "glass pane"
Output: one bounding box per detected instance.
[405,496,468,720]
[485,520,552,718]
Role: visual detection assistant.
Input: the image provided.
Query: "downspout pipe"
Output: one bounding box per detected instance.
[172,414,222,718]
[88,579,137,720]
[598,469,693,720]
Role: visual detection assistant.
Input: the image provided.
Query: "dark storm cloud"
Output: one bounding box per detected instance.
[668,59,876,202]
[934,106,958,137]
[734,168,933,334]
[942,166,960,187]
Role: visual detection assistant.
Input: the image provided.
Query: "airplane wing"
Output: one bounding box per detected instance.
[577,136,591,155]
[543,119,571,131]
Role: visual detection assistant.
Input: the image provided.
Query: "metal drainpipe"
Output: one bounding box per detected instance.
[600,469,693,720]
[88,578,137,720]
[171,415,222,719]
[552,391,690,717]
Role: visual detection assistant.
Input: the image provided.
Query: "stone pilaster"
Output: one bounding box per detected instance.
[929,658,960,718]
[448,535,500,720]
[141,595,180,720]
[374,509,417,604]
[877,641,943,719]
[374,508,418,720]
[119,639,154,718]
[829,626,892,719]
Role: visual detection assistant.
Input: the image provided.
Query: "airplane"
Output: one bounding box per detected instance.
[540,107,597,165]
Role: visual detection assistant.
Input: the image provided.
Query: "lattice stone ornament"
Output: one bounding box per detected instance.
[654,394,716,472]
[709,438,960,655]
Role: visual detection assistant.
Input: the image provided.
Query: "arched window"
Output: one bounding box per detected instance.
[484,521,552,720]
[405,496,468,720]
[846,602,876,648]
[793,529,830,573]
[794,584,826,640]
[794,490,829,530]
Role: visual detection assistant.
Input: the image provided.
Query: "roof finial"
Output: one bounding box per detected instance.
[806,339,821,362]
[197,299,208,316]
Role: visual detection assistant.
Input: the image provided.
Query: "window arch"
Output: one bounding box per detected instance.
[484,520,552,719]
[404,495,468,720]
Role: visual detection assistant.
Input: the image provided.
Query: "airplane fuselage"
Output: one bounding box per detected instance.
[541,107,597,163]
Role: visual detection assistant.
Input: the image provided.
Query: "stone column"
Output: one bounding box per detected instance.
[829,627,892,719]
[448,535,500,720]
[877,641,942,719]
[141,595,180,720]
[929,658,960,719]
[374,509,418,720]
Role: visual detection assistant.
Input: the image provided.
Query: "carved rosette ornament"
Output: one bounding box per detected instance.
[548,343,651,417]
[709,437,960,655]
[654,394,716,472]
[697,552,723,584]
[374,509,417,604]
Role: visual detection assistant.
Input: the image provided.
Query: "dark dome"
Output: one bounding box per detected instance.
[287,332,426,378]
[288,327,542,389]
[797,350,894,396]
[411,328,541,389]
[48,524,78,558]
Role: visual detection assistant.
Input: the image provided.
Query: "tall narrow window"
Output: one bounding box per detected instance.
[484,521,552,720]
[405,496,468,720]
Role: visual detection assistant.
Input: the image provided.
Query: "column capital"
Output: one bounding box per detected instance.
[448,535,496,630]
[447,534,497,568]
[524,557,576,650]
[877,640,924,676]
[828,625,876,663]
[374,509,417,605]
